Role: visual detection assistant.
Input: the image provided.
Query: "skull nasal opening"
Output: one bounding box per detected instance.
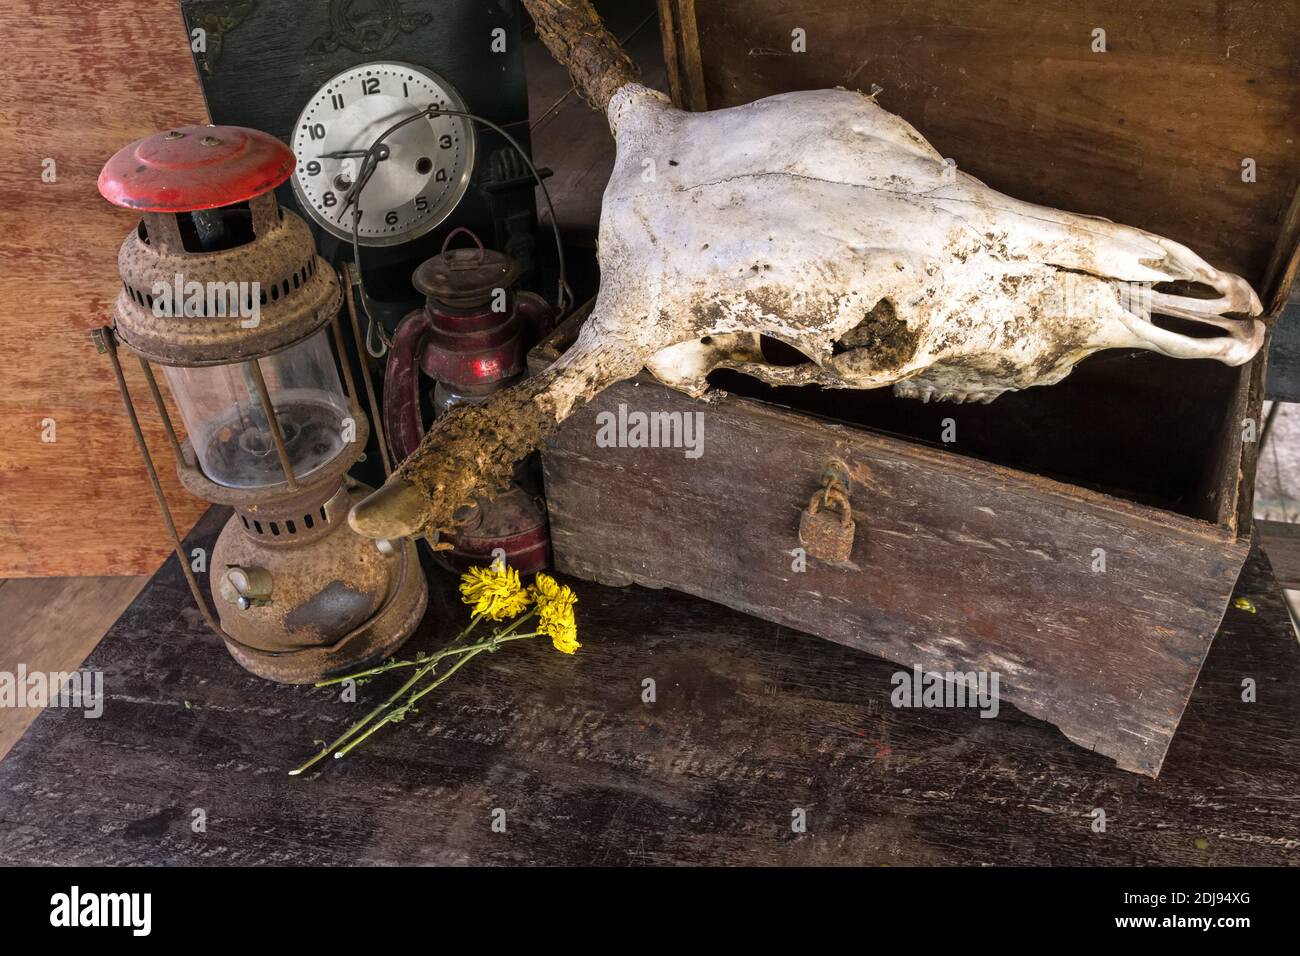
[832,297,919,366]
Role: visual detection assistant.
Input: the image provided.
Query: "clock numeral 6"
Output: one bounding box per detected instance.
[385,211,399,226]
[362,77,380,95]
[306,123,326,141]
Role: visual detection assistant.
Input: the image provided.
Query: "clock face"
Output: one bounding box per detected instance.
[290,62,475,247]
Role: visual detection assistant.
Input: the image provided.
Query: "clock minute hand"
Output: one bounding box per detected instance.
[316,145,391,161]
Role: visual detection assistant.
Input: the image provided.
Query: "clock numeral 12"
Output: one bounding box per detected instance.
[362,77,380,95]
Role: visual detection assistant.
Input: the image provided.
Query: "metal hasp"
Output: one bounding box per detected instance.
[97,125,427,684]
[384,227,552,572]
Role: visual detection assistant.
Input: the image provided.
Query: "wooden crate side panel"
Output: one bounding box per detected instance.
[542,377,1248,775]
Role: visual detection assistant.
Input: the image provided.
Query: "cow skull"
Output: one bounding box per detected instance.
[349,3,1263,542]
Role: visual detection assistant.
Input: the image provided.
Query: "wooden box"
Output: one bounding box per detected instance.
[530,0,1300,775]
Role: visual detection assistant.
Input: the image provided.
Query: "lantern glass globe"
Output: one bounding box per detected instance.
[161,328,350,489]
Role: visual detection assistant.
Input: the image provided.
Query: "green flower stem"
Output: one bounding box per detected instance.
[332,647,488,760]
[331,617,541,763]
[289,613,485,777]
[313,658,419,686]
[314,641,492,687]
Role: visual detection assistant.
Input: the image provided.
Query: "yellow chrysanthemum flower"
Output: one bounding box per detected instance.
[530,573,580,655]
[459,564,531,621]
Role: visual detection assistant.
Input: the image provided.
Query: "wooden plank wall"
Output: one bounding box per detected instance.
[0,1,210,576]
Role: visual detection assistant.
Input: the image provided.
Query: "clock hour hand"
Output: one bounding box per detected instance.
[315,145,390,161]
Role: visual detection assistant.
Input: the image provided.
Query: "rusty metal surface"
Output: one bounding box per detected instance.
[433,485,551,574]
[112,210,338,366]
[411,226,525,308]
[798,487,856,565]
[212,482,428,684]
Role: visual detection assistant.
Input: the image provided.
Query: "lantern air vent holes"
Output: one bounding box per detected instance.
[238,509,324,538]
[123,261,312,318]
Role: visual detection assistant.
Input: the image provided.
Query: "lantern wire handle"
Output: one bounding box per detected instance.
[341,106,571,359]
[96,326,412,661]
[329,310,363,420]
[339,265,393,477]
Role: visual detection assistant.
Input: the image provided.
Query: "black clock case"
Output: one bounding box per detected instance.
[178,0,540,309]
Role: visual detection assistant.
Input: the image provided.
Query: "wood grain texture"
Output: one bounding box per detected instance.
[681,0,1300,296]
[0,0,210,576]
[0,574,147,759]
[656,0,706,111]
[0,507,1294,865]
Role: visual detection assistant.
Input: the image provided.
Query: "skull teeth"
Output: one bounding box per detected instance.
[892,382,1005,404]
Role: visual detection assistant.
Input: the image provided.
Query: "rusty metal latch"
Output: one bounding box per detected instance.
[798,462,856,563]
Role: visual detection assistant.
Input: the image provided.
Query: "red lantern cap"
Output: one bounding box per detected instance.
[98,125,294,213]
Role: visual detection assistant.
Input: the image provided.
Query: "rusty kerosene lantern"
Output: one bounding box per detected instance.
[383,228,552,572]
[95,124,427,683]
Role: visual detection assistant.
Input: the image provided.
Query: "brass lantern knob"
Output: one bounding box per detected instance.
[220,565,274,610]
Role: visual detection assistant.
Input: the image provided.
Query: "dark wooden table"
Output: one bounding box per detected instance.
[0,507,1297,866]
